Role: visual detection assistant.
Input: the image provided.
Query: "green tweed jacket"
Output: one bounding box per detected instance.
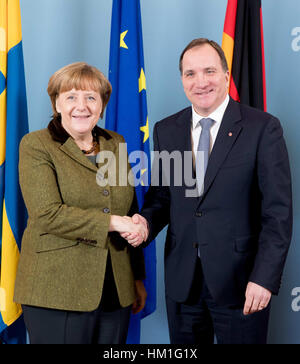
[14,127,145,312]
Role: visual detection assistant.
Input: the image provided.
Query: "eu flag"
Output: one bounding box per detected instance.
[0,0,28,343]
[106,0,156,344]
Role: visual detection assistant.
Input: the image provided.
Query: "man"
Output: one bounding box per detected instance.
[123,38,292,344]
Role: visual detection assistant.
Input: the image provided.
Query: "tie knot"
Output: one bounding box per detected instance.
[199,118,214,130]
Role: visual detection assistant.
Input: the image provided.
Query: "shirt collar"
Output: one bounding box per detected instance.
[191,94,230,130]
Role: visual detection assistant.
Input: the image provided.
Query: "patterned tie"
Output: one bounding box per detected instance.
[196,118,214,197]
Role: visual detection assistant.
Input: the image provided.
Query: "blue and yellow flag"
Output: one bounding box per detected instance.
[0,0,28,343]
[106,0,156,344]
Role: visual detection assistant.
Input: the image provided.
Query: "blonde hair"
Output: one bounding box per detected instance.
[47,62,112,119]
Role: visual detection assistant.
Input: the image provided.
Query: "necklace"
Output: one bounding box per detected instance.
[81,141,98,155]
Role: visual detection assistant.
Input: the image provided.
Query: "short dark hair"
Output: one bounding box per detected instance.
[179,38,229,74]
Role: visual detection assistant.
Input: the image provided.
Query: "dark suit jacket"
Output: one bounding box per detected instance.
[141,98,292,307]
[14,127,145,311]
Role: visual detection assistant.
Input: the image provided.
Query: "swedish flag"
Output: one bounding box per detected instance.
[0,0,28,343]
[106,0,156,344]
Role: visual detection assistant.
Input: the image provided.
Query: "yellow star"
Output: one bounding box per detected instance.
[140,117,149,143]
[139,68,146,92]
[120,30,128,49]
[141,169,147,186]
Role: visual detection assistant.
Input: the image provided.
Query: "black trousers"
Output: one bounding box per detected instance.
[166,259,270,344]
[23,303,131,344]
[23,254,132,344]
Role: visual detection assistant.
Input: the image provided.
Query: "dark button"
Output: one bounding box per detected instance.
[195,211,202,217]
[103,207,110,214]
[193,243,199,249]
[103,189,109,196]
[77,237,88,242]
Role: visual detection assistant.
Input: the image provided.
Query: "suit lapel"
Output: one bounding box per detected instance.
[198,99,243,204]
[173,108,196,192]
[175,107,193,153]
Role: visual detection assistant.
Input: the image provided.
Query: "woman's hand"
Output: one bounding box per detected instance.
[132,280,147,314]
[120,214,149,247]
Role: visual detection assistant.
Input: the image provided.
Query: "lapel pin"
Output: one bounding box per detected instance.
[228,132,233,137]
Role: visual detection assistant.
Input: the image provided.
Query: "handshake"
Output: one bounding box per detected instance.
[109,214,149,247]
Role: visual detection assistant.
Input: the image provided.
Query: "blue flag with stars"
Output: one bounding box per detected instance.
[106,0,156,344]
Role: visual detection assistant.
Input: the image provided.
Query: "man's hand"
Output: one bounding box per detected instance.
[243,282,272,315]
[132,280,147,314]
[121,214,149,247]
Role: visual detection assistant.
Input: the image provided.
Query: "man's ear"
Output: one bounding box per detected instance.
[225,70,230,89]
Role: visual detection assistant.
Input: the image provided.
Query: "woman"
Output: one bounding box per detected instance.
[14,62,147,344]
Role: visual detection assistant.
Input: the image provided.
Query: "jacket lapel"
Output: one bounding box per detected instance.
[198,99,243,204]
[175,107,193,153]
[59,128,117,173]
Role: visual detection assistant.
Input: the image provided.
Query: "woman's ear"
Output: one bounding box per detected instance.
[55,97,61,114]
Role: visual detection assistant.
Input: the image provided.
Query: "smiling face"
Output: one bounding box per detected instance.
[181,44,229,116]
[55,88,102,139]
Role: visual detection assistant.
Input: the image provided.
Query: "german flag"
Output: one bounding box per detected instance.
[222,0,266,111]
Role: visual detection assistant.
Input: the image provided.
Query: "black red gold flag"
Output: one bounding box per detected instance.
[222,0,266,111]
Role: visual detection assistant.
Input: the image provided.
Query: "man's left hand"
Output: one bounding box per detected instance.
[243,282,272,315]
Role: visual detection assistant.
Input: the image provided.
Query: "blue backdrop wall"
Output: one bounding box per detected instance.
[19,0,300,344]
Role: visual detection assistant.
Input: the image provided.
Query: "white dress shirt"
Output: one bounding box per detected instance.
[191,95,230,158]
